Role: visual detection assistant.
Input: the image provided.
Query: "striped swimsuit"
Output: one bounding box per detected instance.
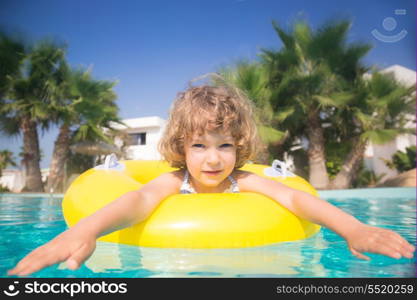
[180,170,240,194]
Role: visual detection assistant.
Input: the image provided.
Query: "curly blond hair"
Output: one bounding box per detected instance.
[158,83,260,169]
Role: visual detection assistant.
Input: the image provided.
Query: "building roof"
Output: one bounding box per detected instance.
[363,64,416,85]
[381,64,416,86]
[110,116,166,131]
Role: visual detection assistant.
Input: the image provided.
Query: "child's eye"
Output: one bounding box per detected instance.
[220,143,234,148]
[192,144,205,148]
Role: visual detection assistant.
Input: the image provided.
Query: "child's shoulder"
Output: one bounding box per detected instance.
[146,170,184,188]
[233,170,261,187]
[170,170,185,178]
[233,170,277,193]
[233,169,258,180]
[158,170,184,183]
[141,170,184,195]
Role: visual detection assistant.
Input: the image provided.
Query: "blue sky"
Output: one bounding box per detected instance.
[1,0,415,168]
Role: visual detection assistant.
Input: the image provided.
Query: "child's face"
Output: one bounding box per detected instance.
[184,130,236,193]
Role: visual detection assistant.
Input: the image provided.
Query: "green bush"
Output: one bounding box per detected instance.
[325,141,351,179]
[352,165,385,188]
[0,185,10,193]
[385,146,416,173]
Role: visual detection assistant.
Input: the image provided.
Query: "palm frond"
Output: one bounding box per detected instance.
[258,125,286,144]
[271,21,295,50]
[313,92,353,108]
[360,129,398,144]
[274,106,296,122]
[353,109,374,129]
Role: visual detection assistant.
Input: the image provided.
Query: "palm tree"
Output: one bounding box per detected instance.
[0,32,25,99]
[0,35,67,192]
[261,19,371,189]
[329,71,415,189]
[0,150,17,177]
[46,68,121,192]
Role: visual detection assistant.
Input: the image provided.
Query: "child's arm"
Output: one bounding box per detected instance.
[238,172,415,260]
[8,172,182,276]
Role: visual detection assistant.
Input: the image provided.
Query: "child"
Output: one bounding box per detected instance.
[8,83,415,276]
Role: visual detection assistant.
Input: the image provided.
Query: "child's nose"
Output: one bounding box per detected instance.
[206,148,221,165]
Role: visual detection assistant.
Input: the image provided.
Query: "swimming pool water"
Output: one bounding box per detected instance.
[1,188,415,278]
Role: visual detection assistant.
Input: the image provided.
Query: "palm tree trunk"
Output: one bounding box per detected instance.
[46,123,71,193]
[329,137,368,189]
[21,116,44,192]
[305,110,329,189]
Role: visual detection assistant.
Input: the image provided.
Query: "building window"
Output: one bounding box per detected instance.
[127,132,146,145]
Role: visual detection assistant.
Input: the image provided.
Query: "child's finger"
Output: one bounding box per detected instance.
[394,239,415,258]
[8,252,40,275]
[9,253,63,276]
[8,259,42,276]
[406,243,415,252]
[387,231,414,250]
[401,239,415,253]
[8,245,70,276]
[65,243,94,270]
[379,232,415,258]
[396,243,414,258]
[11,261,44,276]
[372,242,404,259]
[349,248,370,260]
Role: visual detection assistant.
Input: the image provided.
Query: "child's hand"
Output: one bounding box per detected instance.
[7,226,96,276]
[345,223,415,260]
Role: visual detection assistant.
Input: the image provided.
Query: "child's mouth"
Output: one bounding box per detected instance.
[202,170,222,176]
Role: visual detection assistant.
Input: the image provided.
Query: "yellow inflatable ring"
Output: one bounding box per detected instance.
[63,159,320,248]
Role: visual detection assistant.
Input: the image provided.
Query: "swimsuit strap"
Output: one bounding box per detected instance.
[227,174,240,193]
[180,170,197,194]
[180,170,240,194]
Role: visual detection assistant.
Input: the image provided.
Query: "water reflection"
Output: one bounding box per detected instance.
[0,194,63,226]
[83,234,329,277]
[328,196,416,234]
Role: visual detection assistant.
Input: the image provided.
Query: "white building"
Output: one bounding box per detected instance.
[111,116,166,160]
[0,168,51,193]
[0,169,25,192]
[364,65,416,181]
